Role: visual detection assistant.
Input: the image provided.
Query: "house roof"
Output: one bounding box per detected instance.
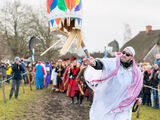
[121,30,160,61]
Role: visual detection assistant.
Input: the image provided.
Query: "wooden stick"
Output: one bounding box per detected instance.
[64,78,69,89]
[77,66,86,95]
[143,84,158,91]
[76,30,90,58]
[44,77,46,87]
[53,29,68,37]
[77,67,86,82]
[78,85,84,95]
[1,74,6,103]
[76,30,82,49]
[67,18,70,26]
[28,74,32,91]
[61,18,65,26]
[22,79,25,94]
[60,30,77,55]
[136,106,140,118]
[66,85,70,97]
[64,69,70,90]
[2,83,6,103]
[41,38,64,56]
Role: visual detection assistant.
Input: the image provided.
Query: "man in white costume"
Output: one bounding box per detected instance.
[84,46,143,120]
[51,66,57,91]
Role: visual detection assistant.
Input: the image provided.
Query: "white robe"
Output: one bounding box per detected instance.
[104,108,132,120]
[51,68,57,86]
[84,58,134,120]
[41,63,47,78]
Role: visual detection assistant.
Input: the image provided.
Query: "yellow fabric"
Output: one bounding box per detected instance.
[6,65,12,75]
[76,0,80,6]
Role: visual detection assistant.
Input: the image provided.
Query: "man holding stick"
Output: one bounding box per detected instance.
[85,46,143,120]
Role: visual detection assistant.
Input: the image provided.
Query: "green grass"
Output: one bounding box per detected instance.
[0,82,47,120]
[132,105,160,120]
[0,82,160,120]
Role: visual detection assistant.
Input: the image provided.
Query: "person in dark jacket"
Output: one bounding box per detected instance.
[55,59,65,92]
[143,68,151,106]
[150,64,159,108]
[9,57,25,99]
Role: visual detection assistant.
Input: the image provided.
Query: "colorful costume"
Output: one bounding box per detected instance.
[45,62,52,88]
[51,68,57,91]
[6,63,12,84]
[34,61,45,89]
[68,66,80,97]
[55,65,65,91]
[63,66,70,91]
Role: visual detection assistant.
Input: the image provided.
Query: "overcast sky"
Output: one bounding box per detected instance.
[1,0,160,52]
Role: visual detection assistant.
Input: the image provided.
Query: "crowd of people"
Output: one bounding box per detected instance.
[0,56,93,105]
[0,53,160,109]
[34,57,93,105]
[137,54,160,109]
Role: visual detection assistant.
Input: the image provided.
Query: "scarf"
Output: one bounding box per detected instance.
[92,53,143,113]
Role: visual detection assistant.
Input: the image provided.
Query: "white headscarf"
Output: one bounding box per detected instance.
[125,46,135,57]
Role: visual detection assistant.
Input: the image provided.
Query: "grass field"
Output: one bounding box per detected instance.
[0,83,160,120]
[0,82,47,120]
[132,105,160,120]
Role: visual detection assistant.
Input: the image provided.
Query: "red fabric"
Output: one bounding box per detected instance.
[68,78,79,97]
[85,89,89,97]
[63,66,70,90]
[34,67,36,72]
[71,57,77,61]
[42,67,45,75]
[147,69,151,73]
[68,67,80,97]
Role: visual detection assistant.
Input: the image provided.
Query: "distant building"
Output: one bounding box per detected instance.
[108,40,119,56]
[121,25,160,64]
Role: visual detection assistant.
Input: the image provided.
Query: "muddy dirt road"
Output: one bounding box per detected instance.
[24,89,90,120]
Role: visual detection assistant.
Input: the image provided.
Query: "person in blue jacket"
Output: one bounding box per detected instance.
[155,54,160,67]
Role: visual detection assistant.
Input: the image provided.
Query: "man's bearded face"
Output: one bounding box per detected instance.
[120,48,133,63]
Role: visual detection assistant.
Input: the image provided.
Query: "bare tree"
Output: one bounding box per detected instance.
[0,1,36,57]
[0,0,61,60]
[30,10,61,61]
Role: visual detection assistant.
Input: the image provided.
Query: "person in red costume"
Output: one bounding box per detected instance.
[63,58,71,92]
[67,57,80,104]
